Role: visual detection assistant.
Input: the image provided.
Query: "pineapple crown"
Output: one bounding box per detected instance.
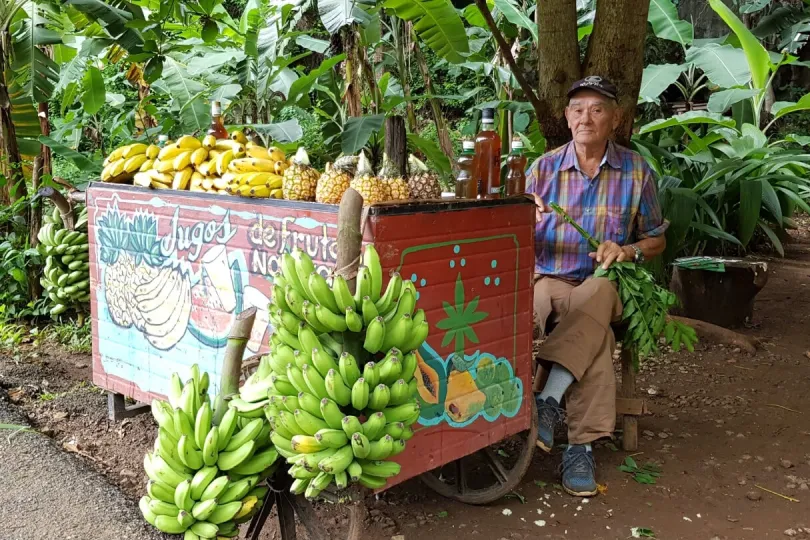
[97,203,129,265]
[377,153,403,180]
[408,154,429,174]
[355,151,375,178]
[334,154,359,175]
[129,210,166,267]
[292,147,311,167]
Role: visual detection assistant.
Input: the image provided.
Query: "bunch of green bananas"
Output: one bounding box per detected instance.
[37,206,90,318]
[140,365,278,538]
[236,245,425,500]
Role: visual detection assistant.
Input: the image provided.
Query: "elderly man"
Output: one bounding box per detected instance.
[527,77,668,497]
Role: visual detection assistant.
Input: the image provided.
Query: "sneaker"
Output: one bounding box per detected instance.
[560,445,598,497]
[535,396,565,452]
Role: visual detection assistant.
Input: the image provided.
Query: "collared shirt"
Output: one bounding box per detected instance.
[526,141,668,281]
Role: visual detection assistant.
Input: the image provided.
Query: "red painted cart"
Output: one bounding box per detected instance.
[85,183,537,536]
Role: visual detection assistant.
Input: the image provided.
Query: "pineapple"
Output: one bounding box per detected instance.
[97,206,163,329]
[282,147,320,201]
[407,154,442,199]
[315,162,352,204]
[349,151,387,205]
[378,153,410,201]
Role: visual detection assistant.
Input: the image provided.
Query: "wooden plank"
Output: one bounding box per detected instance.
[620,346,638,451]
[615,397,646,416]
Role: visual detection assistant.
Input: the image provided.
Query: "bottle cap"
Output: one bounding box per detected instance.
[158,135,169,142]
[211,101,222,115]
[481,108,495,121]
[511,138,524,150]
[462,140,475,151]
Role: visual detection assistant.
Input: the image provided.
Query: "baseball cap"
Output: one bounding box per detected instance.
[567,76,618,100]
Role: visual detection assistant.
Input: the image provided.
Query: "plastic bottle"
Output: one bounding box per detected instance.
[505,137,527,197]
[455,140,476,199]
[207,101,228,139]
[156,134,169,148]
[473,108,502,199]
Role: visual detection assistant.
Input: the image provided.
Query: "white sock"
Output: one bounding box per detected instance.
[568,443,593,452]
[538,364,575,403]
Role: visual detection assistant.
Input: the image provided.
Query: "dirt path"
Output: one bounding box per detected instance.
[0,396,169,540]
[2,230,810,539]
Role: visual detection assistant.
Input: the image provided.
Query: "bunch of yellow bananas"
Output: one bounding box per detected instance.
[101,143,157,183]
[221,142,288,199]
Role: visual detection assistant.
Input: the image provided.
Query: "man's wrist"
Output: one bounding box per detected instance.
[624,244,642,262]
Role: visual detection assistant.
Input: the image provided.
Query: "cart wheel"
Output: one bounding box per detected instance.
[419,398,538,504]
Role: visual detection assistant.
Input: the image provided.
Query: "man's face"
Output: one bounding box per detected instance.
[564,90,620,147]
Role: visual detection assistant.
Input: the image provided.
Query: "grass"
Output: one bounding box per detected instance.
[45,321,92,354]
[0,322,27,350]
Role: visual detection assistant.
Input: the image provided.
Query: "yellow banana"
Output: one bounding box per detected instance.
[229,158,276,173]
[133,173,151,188]
[235,184,253,196]
[213,176,230,190]
[122,143,147,159]
[139,159,155,172]
[230,130,248,144]
[267,175,283,189]
[202,177,214,191]
[197,160,214,176]
[216,149,234,175]
[249,185,271,198]
[153,159,175,173]
[214,139,245,155]
[147,169,173,184]
[177,135,202,150]
[270,188,283,199]
[150,179,170,189]
[190,185,206,192]
[202,134,216,149]
[232,172,273,186]
[173,168,193,190]
[274,161,289,174]
[110,159,127,178]
[268,147,286,162]
[101,162,114,181]
[124,154,148,173]
[173,150,193,171]
[146,144,160,159]
[246,145,271,160]
[157,143,184,161]
[191,147,208,167]
[107,146,126,162]
[190,172,204,188]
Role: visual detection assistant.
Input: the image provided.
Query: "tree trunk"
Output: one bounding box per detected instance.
[582,0,651,145]
[536,0,580,149]
[342,26,363,117]
[0,30,27,211]
[28,155,44,301]
[413,38,455,165]
[384,116,407,176]
[392,19,417,132]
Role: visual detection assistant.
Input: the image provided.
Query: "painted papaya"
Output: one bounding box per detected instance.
[445,369,486,423]
[415,351,440,405]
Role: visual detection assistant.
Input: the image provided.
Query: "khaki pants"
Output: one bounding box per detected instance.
[533,276,623,444]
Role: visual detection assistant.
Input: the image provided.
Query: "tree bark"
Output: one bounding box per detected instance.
[0,29,27,211]
[342,26,364,117]
[384,115,407,176]
[536,0,580,149]
[582,0,651,145]
[413,38,455,165]
[392,19,417,132]
[28,155,44,301]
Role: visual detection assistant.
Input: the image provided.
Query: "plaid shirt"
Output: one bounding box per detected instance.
[526,141,668,281]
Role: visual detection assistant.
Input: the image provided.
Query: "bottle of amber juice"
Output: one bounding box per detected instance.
[455,140,475,199]
[474,107,501,199]
[505,137,527,196]
[207,101,228,139]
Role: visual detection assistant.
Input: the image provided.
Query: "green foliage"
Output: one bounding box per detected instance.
[45,320,92,353]
[619,456,662,485]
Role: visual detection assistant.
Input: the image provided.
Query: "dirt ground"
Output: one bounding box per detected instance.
[2,230,810,540]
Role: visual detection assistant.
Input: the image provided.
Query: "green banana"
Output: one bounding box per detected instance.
[362,245,383,303]
[367,434,394,460]
[148,480,176,504]
[384,422,405,439]
[297,323,321,358]
[224,418,263,452]
[351,432,371,459]
[207,501,242,524]
[179,382,197,420]
[277,309,300,334]
[174,479,193,512]
[281,253,307,299]
[286,363,308,394]
[308,272,340,313]
[277,409,303,435]
[351,378,369,410]
[345,306,363,332]
[331,275,356,311]
[362,317,385,354]
[353,266,372,306]
[231,447,278,475]
[151,454,192,488]
[314,428,349,449]
[291,434,327,453]
[271,375,298,396]
[400,352,418,383]
[139,496,157,526]
[359,459,402,478]
[318,444,354,474]
[154,514,189,534]
[361,296,379,327]
[216,520,239,538]
[218,440,257,471]
[402,320,430,353]
[400,425,414,441]
[362,411,386,440]
[178,435,204,469]
[290,477,311,495]
[217,407,239,451]
[191,498,218,521]
[278,394,297,414]
[374,271,402,313]
[301,301,331,333]
[189,466,218,500]
[190,521,219,538]
[383,401,421,424]
[285,286,306,319]
[320,398,344,430]
[292,248,316,299]
[302,364,327,398]
[319,333,344,357]
[388,379,411,406]
[363,362,380,387]
[389,438,407,456]
[358,473,387,490]
[290,464,320,479]
[379,357,403,386]
[339,352,361,386]
[270,430,294,454]
[202,427,219,467]
[382,313,411,353]
[296,392,323,418]
[305,471,333,499]
[312,347,339,378]
[315,303,349,332]
[148,499,181,517]
[294,448,337,472]
[294,408,329,435]
[334,470,348,490]
[368,384,391,411]
[194,401,212,450]
[200,475,230,501]
[324,368,351,406]
[272,284,291,313]
[341,415,363,437]
[218,476,257,504]
[174,407,196,442]
[347,461,363,482]
[389,286,416,324]
[276,325,302,350]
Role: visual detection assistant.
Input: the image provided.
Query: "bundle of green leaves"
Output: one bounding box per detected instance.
[549,203,697,360]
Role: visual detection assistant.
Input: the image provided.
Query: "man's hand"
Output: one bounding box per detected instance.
[589,241,634,270]
[533,194,549,222]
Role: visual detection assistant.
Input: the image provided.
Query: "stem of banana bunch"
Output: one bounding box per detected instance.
[335,188,367,362]
[213,307,257,424]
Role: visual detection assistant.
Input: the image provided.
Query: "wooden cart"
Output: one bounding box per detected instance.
[84,183,539,536]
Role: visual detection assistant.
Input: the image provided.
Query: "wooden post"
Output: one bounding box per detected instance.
[213,307,257,424]
[335,188,364,289]
[36,187,75,230]
[384,116,407,177]
[620,346,638,451]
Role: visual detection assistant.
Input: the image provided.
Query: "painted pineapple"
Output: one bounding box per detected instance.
[378,153,410,201]
[315,162,352,204]
[97,206,163,329]
[407,154,442,199]
[282,147,320,201]
[349,151,387,205]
